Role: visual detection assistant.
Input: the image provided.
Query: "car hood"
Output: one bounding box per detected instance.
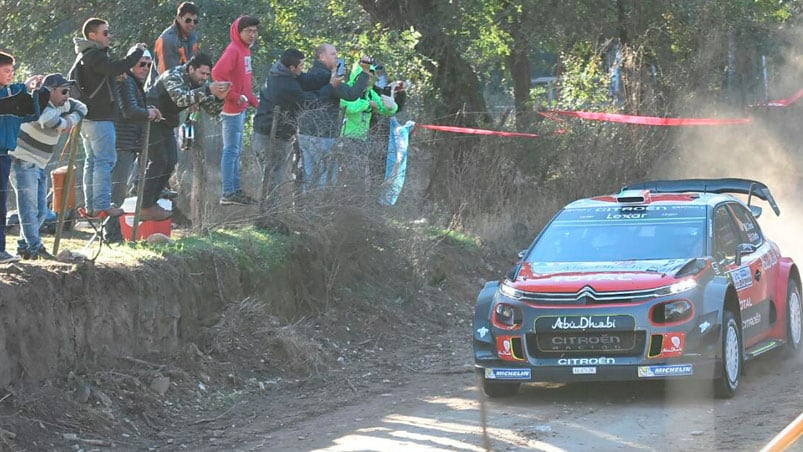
[512,259,692,293]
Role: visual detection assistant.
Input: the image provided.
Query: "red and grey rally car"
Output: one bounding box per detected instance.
[473,179,802,398]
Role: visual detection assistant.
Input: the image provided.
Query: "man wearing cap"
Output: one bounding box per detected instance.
[72,17,147,219]
[106,47,164,240]
[11,74,86,259]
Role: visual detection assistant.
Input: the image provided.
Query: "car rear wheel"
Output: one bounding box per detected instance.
[714,310,742,399]
[482,377,520,398]
[786,280,802,354]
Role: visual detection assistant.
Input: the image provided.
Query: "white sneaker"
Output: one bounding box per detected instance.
[0,250,20,264]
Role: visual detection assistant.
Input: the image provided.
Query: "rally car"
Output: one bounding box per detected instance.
[473,179,802,398]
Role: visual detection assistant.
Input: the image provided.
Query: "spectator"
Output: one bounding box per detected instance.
[144,53,228,220]
[153,1,200,76]
[106,47,162,240]
[11,74,86,259]
[211,15,259,206]
[296,44,370,191]
[72,17,146,218]
[253,48,335,211]
[368,66,407,143]
[149,1,201,200]
[339,63,398,190]
[0,51,48,263]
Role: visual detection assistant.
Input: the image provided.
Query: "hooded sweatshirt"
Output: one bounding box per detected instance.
[211,16,258,115]
[253,60,333,138]
[72,37,143,120]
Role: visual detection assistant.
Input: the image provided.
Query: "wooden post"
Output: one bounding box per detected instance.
[52,123,82,256]
[261,105,281,207]
[130,121,151,242]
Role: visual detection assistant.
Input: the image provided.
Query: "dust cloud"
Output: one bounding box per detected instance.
[649,21,803,263]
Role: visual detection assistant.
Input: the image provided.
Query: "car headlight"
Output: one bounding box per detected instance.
[652,300,694,324]
[657,279,697,296]
[499,283,523,300]
[493,302,523,329]
[669,279,697,294]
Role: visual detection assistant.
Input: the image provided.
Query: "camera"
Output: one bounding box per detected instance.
[335,58,346,77]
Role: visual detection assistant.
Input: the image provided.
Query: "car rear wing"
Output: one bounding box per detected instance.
[622,178,780,216]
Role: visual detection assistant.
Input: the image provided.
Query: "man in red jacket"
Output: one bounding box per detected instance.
[211,15,259,206]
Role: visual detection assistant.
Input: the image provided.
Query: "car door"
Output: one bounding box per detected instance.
[728,203,775,343]
[712,203,768,346]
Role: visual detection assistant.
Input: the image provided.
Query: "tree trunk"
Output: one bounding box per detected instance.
[358,0,489,125]
[508,38,532,131]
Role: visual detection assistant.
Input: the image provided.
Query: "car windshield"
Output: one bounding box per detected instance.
[527,204,707,262]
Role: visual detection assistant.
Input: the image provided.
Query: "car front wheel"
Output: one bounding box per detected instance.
[714,310,742,399]
[786,279,803,354]
[482,377,520,398]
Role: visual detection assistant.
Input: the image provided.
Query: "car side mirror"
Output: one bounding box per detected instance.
[749,205,762,219]
[735,243,757,266]
[517,249,527,260]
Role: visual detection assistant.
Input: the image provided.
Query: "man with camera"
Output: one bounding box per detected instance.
[295,44,371,191]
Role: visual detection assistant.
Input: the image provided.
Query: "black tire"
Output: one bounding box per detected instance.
[482,377,520,398]
[714,310,742,399]
[786,279,803,355]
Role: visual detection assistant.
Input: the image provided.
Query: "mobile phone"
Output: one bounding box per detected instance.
[335,58,345,77]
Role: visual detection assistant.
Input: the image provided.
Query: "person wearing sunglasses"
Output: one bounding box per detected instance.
[106,47,165,236]
[10,73,87,259]
[153,1,200,77]
[212,15,260,206]
[71,17,149,219]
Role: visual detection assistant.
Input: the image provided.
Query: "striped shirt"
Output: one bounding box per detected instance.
[13,98,86,167]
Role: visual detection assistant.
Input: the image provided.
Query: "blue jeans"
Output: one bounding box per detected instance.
[220,112,246,196]
[0,154,10,252]
[80,120,117,212]
[297,134,337,191]
[10,159,46,250]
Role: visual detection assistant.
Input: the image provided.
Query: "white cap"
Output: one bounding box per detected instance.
[127,45,152,60]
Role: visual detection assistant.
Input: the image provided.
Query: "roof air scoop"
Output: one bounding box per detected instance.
[616,189,651,204]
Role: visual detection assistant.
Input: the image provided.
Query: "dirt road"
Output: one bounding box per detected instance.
[236,343,803,452]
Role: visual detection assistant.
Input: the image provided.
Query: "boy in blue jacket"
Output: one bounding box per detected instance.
[0,51,48,263]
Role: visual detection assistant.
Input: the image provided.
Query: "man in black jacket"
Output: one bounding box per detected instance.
[106,47,163,238]
[253,48,335,211]
[295,44,370,191]
[72,18,147,218]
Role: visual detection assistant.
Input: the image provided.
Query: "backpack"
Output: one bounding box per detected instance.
[67,50,109,101]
